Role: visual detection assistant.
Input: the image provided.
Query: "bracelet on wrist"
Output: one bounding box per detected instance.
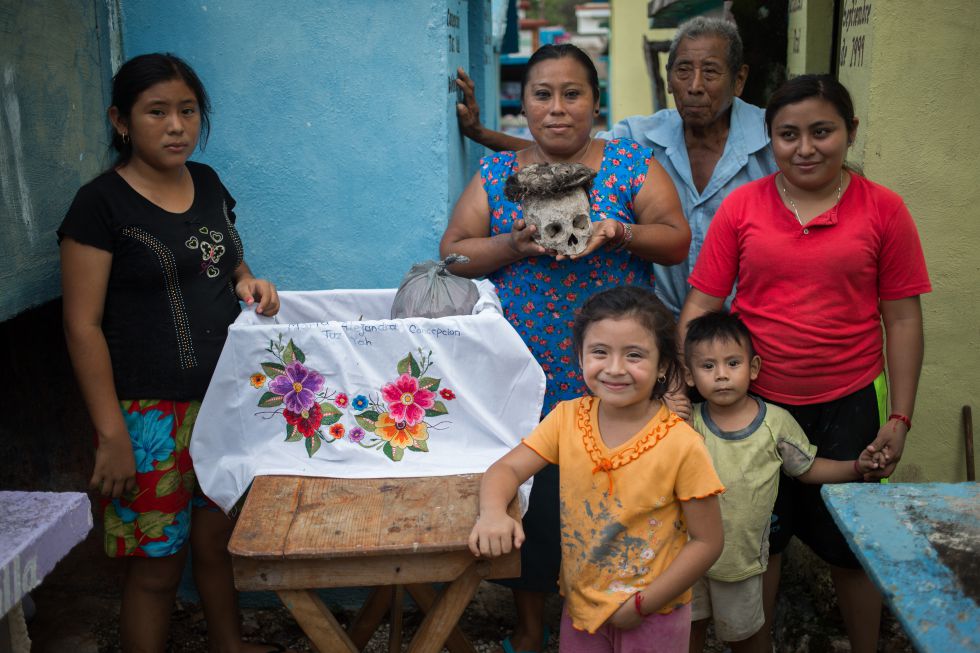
[614,222,634,251]
[888,413,912,431]
[633,591,644,616]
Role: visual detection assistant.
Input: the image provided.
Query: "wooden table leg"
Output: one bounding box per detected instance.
[406,562,488,653]
[277,589,358,653]
[389,585,405,653]
[349,586,393,650]
[405,584,476,653]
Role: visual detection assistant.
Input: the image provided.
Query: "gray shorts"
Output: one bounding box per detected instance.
[691,574,765,642]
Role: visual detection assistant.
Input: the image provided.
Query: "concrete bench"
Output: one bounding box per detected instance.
[0,491,92,653]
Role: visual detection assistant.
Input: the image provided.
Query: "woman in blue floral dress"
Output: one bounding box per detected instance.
[440,43,689,653]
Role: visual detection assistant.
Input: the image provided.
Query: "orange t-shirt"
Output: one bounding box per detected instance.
[523,396,724,634]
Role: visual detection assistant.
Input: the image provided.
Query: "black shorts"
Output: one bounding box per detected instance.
[761,373,887,569]
[493,462,561,593]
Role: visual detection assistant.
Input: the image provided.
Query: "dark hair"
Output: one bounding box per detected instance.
[521,43,601,106]
[666,16,744,79]
[765,74,855,137]
[109,53,211,167]
[572,286,681,400]
[684,311,756,365]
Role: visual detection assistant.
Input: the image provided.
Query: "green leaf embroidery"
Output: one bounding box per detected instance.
[258,392,284,408]
[355,411,380,432]
[137,510,174,539]
[285,424,303,442]
[155,470,182,498]
[305,435,321,457]
[383,442,404,462]
[397,352,421,377]
[261,362,285,378]
[409,440,429,452]
[283,339,306,365]
[425,401,448,417]
[419,376,441,391]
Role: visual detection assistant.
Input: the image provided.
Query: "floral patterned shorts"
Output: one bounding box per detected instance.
[99,399,219,558]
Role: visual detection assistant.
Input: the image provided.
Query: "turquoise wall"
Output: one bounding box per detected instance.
[120,0,498,292]
[0,1,115,321]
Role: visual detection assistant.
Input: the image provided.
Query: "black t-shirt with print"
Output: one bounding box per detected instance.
[59,162,244,400]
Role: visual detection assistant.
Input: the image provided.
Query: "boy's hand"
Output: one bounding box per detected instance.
[856,444,883,476]
[664,390,692,422]
[468,512,524,558]
[606,593,644,630]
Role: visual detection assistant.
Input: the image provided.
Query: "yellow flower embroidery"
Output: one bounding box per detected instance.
[250,373,266,388]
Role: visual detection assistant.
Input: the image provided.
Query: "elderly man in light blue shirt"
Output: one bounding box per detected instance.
[456,17,775,317]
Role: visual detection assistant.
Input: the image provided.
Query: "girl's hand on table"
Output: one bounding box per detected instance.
[236,277,280,316]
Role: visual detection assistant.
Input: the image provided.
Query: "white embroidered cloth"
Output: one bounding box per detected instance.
[191,280,545,513]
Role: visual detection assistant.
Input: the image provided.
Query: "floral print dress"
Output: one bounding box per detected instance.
[482,138,656,414]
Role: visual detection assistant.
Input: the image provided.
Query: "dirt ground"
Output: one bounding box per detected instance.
[25,531,914,653]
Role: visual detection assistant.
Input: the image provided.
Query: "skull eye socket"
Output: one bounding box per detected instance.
[544,223,563,238]
[572,214,590,230]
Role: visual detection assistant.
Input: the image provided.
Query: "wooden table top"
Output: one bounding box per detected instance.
[229,474,513,560]
[822,482,979,653]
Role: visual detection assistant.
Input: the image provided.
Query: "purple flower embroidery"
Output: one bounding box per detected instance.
[268,361,324,413]
[349,427,366,443]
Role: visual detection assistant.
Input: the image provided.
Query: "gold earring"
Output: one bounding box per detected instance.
[657,374,667,384]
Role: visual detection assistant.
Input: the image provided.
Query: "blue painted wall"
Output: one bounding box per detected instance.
[0,1,116,321]
[120,0,499,292]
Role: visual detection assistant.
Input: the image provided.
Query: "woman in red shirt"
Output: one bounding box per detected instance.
[679,75,930,653]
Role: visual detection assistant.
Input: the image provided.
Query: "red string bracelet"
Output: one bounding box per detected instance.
[634,591,644,616]
[889,413,912,430]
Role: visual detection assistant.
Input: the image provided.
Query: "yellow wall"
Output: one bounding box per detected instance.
[608,0,676,122]
[786,0,834,75]
[837,0,980,482]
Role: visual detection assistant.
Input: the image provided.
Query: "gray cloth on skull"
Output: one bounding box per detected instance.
[504,162,597,256]
[390,254,480,319]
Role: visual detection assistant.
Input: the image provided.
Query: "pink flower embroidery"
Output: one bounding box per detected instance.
[381,373,435,425]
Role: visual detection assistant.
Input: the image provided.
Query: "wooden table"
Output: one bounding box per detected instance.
[822,482,979,653]
[229,474,520,653]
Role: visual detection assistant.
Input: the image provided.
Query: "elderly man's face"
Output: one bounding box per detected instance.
[668,35,747,130]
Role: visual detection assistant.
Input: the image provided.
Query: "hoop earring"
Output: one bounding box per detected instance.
[121,132,130,145]
[657,374,667,384]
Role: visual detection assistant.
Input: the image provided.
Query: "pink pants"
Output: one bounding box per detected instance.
[559,602,691,653]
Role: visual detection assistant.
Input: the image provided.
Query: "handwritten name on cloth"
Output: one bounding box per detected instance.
[191,280,545,513]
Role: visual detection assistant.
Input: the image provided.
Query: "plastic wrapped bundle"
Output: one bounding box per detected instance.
[390,254,480,319]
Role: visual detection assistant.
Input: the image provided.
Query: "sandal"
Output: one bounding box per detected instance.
[501,625,550,653]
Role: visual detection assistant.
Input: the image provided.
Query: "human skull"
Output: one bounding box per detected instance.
[504,162,596,256]
[522,190,592,255]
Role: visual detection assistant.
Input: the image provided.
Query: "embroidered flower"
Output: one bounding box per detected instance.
[124,409,174,473]
[335,393,349,408]
[351,395,369,411]
[381,373,435,425]
[349,426,366,443]
[329,423,345,439]
[283,403,323,438]
[269,362,325,413]
[250,373,266,388]
[439,388,456,400]
[375,412,429,450]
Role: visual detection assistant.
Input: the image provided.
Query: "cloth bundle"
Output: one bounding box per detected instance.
[191,280,544,513]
